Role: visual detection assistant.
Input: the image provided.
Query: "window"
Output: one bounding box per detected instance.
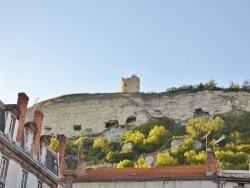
[53,158,58,171]
[20,171,27,188]
[0,158,8,183]
[8,117,15,136]
[37,181,42,188]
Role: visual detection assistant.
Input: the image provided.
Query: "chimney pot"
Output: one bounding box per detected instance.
[206,150,216,175]
[16,92,29,144]
[33,110,44,158]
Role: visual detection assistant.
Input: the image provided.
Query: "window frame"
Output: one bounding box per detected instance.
[0,157,8,183]
[37,181,43,188]
[20,170,28,188]
[8,117,15,136]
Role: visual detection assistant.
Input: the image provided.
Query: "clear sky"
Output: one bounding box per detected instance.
[0,1,250,106]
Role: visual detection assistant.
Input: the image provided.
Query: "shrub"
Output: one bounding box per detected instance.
[117,160,134,168]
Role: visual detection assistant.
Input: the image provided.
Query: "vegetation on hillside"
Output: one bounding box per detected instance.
[165,79,250,94]
[49,110,250,170]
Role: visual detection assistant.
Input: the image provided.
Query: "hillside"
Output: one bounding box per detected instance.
[26,90,250,140]
[50,111,250,170]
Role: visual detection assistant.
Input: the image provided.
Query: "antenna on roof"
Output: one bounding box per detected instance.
[203,131,211,154]
[32,97,39,113]
[213,135,225,150]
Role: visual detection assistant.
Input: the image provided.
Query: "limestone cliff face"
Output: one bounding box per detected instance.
[26,91,250,139]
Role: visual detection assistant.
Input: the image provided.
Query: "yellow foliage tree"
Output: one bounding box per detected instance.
[117,159,134,168]
[49,138,58,152]
[186,117,224,138]
[93,137,110,153]
[134,157,149,168]
[157,150,178,167]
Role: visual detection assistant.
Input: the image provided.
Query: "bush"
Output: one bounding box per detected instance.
[157,150,178,167]
[184,150,205,165]
[117,160,134,168]
[134,157,149,168]
[105,150,137,163]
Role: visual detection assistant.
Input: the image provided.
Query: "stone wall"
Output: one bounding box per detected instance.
[26,91,250,139]
[120,75,140,93]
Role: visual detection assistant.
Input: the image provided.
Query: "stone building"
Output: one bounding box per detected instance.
[120,75,140,93]
[0,93,65,188]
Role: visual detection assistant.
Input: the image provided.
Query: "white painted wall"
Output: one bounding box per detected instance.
[73,180,219,188]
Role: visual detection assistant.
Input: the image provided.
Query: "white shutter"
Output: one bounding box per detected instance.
[0,151,2,178]
[4,160,13,188]
[4,112,11,134]
[0,151,2,162]
[26,173,31,188]
[33,180,38,188]
[15,166,23,188]
[13,119,19,142]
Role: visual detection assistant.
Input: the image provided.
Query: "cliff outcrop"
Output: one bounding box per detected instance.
[27,90,250,139]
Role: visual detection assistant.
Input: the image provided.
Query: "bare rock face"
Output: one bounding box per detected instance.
[26,91,250,139]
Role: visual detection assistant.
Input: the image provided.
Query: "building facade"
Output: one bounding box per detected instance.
[0,93,63,188]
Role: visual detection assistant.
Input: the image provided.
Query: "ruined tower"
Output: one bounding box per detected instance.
[120,75,140,93]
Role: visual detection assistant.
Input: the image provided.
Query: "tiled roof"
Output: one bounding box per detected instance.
[74,165,209,182]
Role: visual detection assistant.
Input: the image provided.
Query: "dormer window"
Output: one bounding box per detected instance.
[4,104,21,142]
[5,112,19,142]
[24,129,34,154]
[24,122,38,155]
[9,117,15,136]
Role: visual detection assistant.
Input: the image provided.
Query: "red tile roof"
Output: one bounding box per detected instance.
[74,165,209,182]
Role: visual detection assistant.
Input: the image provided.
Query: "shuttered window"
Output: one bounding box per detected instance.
[20,171,28,188]
[0,153,8,186]
[4,112,11,135]
[37,181,42,188]
[4,160,13,188]
[12,120,19,142]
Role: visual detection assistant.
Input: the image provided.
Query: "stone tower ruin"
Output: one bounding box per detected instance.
[120,75,140,93]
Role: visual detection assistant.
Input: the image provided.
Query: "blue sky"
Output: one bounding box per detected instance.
[0,1,250,105]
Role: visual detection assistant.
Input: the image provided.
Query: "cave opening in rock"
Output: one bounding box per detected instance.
[74,125,81,131]
[105,120,119,128]
[126,116,136,124]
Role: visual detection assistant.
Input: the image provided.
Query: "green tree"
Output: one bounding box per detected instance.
[215,150,248,170]
[242,79,250,90]
[157,150,178,167]
[172,138,194,164]
[121,130,145,144]
[184,150,205,165]
[73,136,87,146]
[186,117,224,138]
[105,150,137,163]
[93,137,110,153]
[49,138,58,152]
[143,125,168,145]
[117,159,134,168]
[134,157,149,168]
[205,79,217,89]
[229,82,240,89]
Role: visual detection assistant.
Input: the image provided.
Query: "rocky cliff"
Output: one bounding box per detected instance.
[26,90,250,140]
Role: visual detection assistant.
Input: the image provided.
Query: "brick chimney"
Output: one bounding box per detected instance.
[16,93,29,144]
[58,134,66,178]
[33,110,44,158]
[206,149,216,175]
